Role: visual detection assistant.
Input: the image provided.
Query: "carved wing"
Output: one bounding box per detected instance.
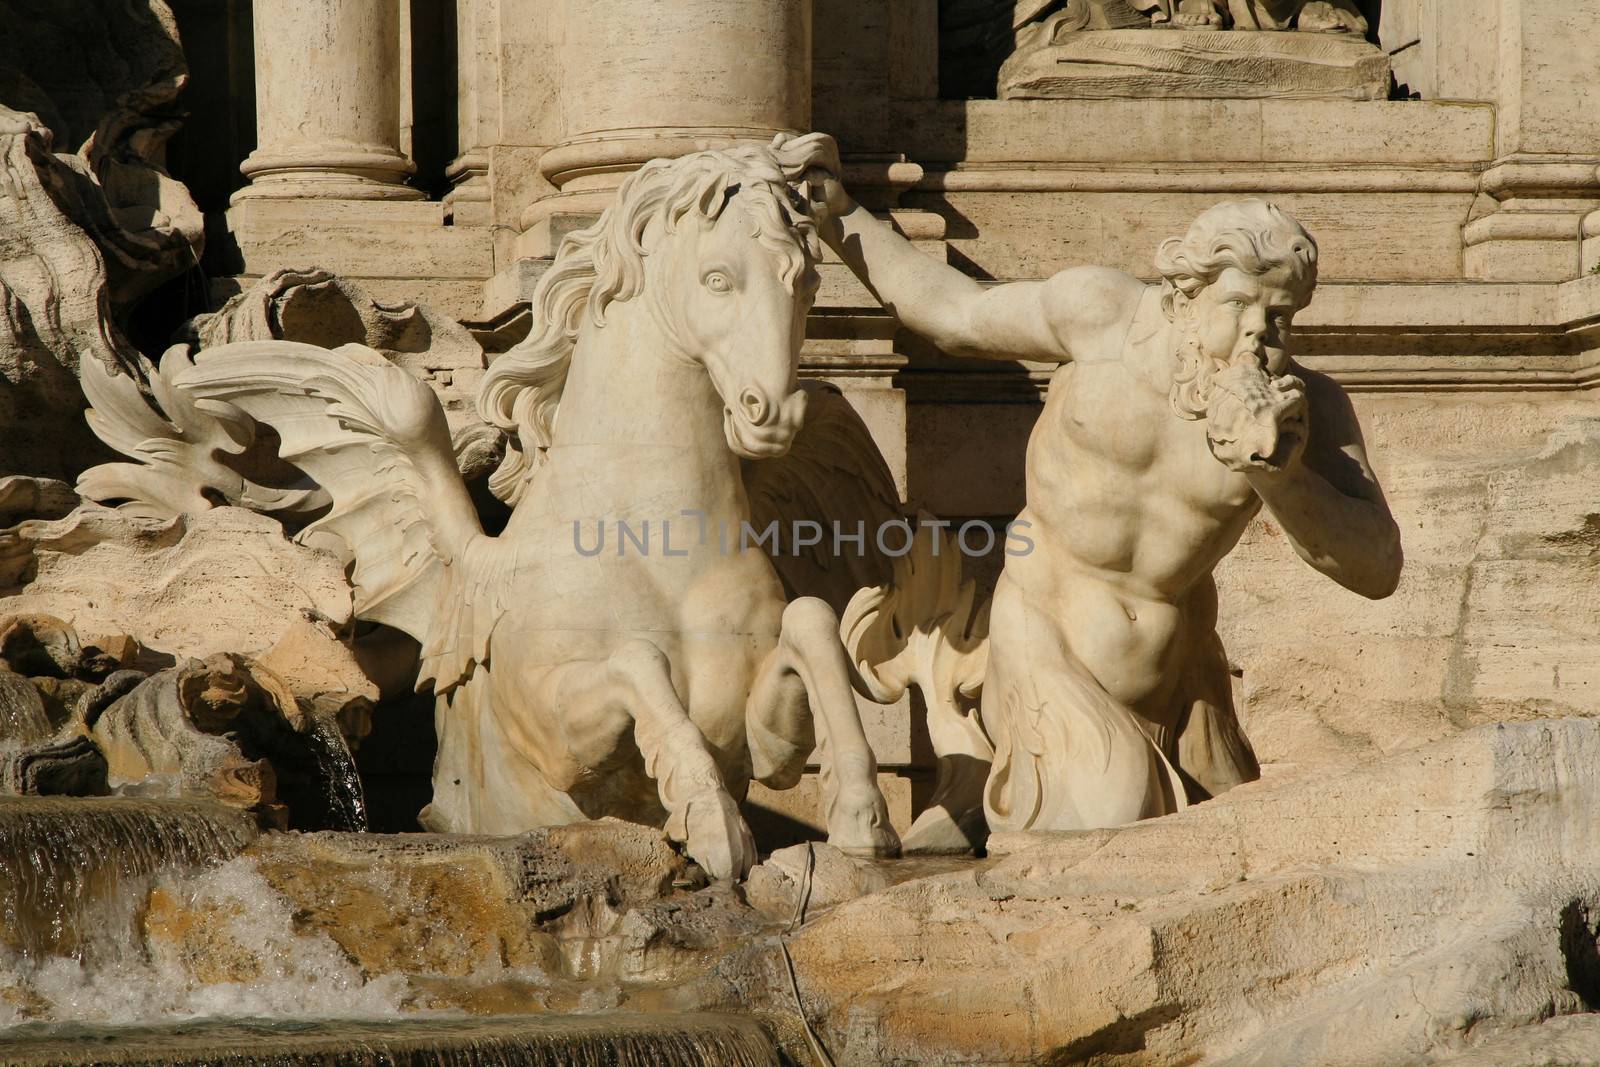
[78,344,325,521]
[742,381,902,615]
[175,341,494,692]
[841,523,993,852]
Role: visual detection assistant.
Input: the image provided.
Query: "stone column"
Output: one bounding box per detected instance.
[517,0,811,251]
[235,0,421,202]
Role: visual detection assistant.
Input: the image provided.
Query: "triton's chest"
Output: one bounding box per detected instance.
[1033,361,1257,518]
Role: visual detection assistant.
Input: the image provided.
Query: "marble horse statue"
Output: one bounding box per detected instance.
[176,139,901,879]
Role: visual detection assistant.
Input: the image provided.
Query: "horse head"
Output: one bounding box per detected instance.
[477,138,826,500]
[640,152,822,459]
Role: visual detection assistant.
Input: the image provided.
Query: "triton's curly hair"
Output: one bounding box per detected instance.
[1156,200,1317,420]
[1154,199,1318,319]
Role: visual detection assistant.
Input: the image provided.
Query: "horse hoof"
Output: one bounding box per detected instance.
[827,797,902,859]
[683,789,757,881]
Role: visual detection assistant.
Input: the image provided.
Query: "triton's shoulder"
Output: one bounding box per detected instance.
[1040,267,1147,336]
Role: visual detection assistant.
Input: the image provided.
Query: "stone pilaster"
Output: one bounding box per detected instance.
[444,0,498,225]
[1463,0,1600,282]
[235,0,420,202]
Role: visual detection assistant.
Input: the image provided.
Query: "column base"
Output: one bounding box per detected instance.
[236,144,423,203]
[1585,209,1600,278]
[444,150,491,226]
[1464,207,1590,283]
[1464,159,1600,283]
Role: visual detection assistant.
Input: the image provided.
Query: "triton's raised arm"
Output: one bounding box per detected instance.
[791,134,1139,364]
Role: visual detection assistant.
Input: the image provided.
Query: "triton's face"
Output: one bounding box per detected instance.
[1184,264,1304,377]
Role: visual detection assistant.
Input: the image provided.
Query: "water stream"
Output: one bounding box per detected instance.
[0,796,256,959]
[0,797,786,1064]
[0,1014,781,1066]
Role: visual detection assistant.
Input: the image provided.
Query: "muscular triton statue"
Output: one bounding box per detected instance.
[799,135,1401,832]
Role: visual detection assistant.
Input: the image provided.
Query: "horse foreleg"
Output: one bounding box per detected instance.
[542,640,756,881]
[745,597,901,858]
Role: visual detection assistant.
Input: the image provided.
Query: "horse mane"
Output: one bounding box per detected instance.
[477,139,823,505]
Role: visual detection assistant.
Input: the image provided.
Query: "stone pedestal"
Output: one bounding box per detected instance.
[234,0,419,202]
[999,29,1391,101]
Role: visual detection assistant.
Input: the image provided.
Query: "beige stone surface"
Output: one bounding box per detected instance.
[888,99,1494,166]
[225,200,493,320]
[1217,390,1600,773]
[783,718,1600,1065]
[1432,1016,1600,1067]
[1000,29,1391,101]
[917,188,1477,283]
[0,505,351,662]
[235,0,417,201]
[256,619,376,704]
[744,842,890,921]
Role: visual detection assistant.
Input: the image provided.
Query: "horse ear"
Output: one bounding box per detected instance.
[696,176,734,219]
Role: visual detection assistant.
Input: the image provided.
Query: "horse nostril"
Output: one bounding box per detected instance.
[739,389,768,426]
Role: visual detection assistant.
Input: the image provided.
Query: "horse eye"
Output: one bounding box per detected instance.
[705,271,732,293]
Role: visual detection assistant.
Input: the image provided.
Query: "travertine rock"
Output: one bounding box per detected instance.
[0,615,82,678]
[0,0,201,303]
[780,719,1600,1065]
[0,669,50,746]
[186,268,489,432]
[1218,404,1600,775]
[0,504,352,662]
[0,1,202,483]
[89,653,365,830]
[743,843,891,921]
[255,618,378,705]
[1430,1015,1600,1067]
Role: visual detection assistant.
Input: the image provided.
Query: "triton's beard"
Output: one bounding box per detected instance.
[1169,328,1225,421]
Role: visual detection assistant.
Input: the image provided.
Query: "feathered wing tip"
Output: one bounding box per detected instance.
[77,343,325,521]
[175,340,494,693]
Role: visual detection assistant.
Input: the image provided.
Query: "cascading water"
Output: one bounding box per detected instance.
[0,753,786,1063]
[0,796,256,960]
[0,1014,781,1066]
[0,854,412,1030]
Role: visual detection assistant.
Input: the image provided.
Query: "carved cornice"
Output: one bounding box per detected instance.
[916,164,1481,195]
[805,278,1600,399]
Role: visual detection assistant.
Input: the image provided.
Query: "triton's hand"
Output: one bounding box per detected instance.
[1205,360,1308,473]
[771,131,851,237]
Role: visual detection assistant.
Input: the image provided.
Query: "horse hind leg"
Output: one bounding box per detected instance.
[541,639,756,881]
[745,597,900,858]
